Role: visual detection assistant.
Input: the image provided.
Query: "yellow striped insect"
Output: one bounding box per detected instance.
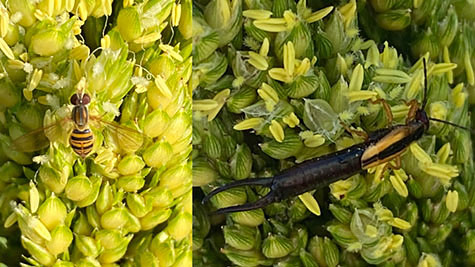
[11,90,144,158]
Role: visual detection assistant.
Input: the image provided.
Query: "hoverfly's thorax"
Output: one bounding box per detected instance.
[72,105,89,129]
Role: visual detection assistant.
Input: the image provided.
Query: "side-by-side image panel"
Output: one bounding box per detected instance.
[0,0,192,266]
[192,0,475,266]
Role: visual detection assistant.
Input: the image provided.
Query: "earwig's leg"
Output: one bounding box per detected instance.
[370,98,393,126]
[202,178,274,204]
[340,122,369,141]
[404,99,419,124]
[212,192,277,214]
[389,156,401,170]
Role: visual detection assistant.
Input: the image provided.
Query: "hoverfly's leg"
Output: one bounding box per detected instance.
[389,156,401,170]
[340,121,369,141]
[404,99,419,124]
[370,98,393,126]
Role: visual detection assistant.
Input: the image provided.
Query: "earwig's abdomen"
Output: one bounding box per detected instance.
[70,128,94,158]
[272,143,368,199]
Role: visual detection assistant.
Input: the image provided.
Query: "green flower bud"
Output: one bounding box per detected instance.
[136,250,159,267]
[426,224,452,244]
[438,6,458,47]
[195,51,228,86]
[324,237,340,267]
[329,204,353,224]
[370,0,396,12]
[411,29,440,60]
[230,144,252,180]
[37,194,67,231]
[407,178,423,199]
[127,193,153,218]
[52,260,75,267]
[260,129,303,159]
[454,182,469,211]
[209,186,247,209]
[289,226,308,255]
[403,234,420,265]
[430,201,450,224]
[203,133,223,159]
[165,211,192,241]
[101,207,130,230]
[96,182,113,215]
[204,0,243,47]
[226,86,258,113]
[229,209,265,227]
[30,19,74,56]
[172,250,192,267]
[0,161,23,178]
[117,173,145,192]
[262,234,293,258]
[21,236,55,266]
[299,248,319,267]
[140,208,172,231]
[116,7,142,41]
[463,230,475,253]
[65,175,93,202]
[75,234,100,257]
[15,104,43,131]
[192,157,219,186]
[224,224,259,250]
[74,212,93,236]
[46,225,73,256]
[327,223,359,249]
[375,9,411,31]
[150,235,176,266]
[143,109,170,138]
[179,0,193,39]
[221,246,268,266]
[275,21,314,62]
[143,141,173,168]
[76,257,102,267]
[287,73,320,99]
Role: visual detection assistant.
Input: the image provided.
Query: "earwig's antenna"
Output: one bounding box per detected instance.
[422,58,428,110]
[429,117,475,135]
[211,192,277,214]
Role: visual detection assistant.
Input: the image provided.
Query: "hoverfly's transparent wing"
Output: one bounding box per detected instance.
[11,117,71,152]
[90,115,144,153]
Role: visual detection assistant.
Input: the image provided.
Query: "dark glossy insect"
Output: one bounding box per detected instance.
[12,89,144,158]
[203,59,472,214]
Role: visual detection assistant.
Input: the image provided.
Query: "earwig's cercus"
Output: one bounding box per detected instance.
[202,58,472,214]
[11,79,144,158]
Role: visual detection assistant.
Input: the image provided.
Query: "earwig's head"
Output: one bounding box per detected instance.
[415,108,430,130]
[70,93,91,105]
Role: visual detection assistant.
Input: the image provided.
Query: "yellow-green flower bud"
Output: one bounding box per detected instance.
[221,247,266,266]
[77,175,102,208]
[158,163,191,191]
[143,141,173,168]
[101,207,130,230]
[179,0,192,39]
[96,182,113,215]
[262,234,293,258]
[76,234,100,257]
[117,173,145,192]
[98,235,132,264]
[39,164,67,194]
[150,236,175,266]
[438,6,458,47]
[230,144,252,180]
[8,0,36,27]
[226,86,258,113]
[224,224,258,250]
[369,0,395,12]
[144,187,174,208]
[136,250,159,267]
[96,230,124,250]
[38,194,67,231]
[192,157,219,186]
[209,186,247,209]
[127,193,153,218]
[21,235,55,266]
[46,225,73,256]
[329,204,352,224]
[323,237,339,267]
[172,250,192,267]
[86,206,101,229]
[165,211,192,241]
[16,104,43,131]
[73,212,92,236]
[143,109,170,138]
[65,175,93,201]
[140,208,172,231]
[163,111,191,144]
[116,7,142,42]
[118,154,145,176]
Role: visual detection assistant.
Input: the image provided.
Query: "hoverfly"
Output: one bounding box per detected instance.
[11,85,144,158]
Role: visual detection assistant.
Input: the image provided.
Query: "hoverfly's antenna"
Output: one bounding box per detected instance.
[422,58,428,110]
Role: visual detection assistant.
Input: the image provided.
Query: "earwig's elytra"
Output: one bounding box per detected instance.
[11,81,144,158]
[203,58,472,214]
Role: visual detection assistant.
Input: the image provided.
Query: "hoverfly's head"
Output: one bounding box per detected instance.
[70,93,91,105]
[415,108,430,131]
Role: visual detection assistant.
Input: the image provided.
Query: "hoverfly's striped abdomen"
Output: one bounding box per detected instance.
[70,128,94,158]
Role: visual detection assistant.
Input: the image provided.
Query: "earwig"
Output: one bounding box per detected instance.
[203,59,472,214]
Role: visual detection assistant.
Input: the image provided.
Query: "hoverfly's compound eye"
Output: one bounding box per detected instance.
[70,94,80,105]
[82,94,91,105]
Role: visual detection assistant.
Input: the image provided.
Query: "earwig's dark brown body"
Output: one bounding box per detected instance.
[203,61,434,215]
